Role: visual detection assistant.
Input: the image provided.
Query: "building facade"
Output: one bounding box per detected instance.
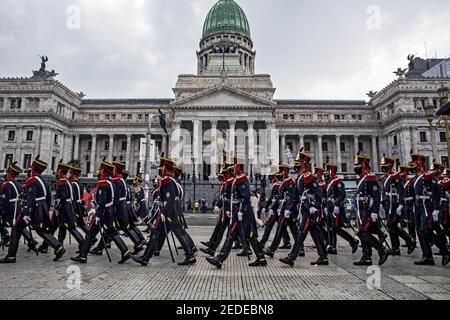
[1,0,450,182]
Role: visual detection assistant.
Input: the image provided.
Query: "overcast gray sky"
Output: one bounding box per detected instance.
[1,0,449,100]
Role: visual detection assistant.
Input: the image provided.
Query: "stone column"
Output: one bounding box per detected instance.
[126,134,132,170]
[371,135,379,172]
[410,126,417,154]
[162,134,167,158]
[108,134,114,162]
[228,120,236,161]
[354,135,359,154]
[247,121,255,174]
[48,129,54,168]
[171,120,181,163]
[210,120,218,178]
[298,134,304,151]
[280,133,286,163]
[74,134,80,160]
[144,116,153,181]
[317,135,323,168]
[336,135,342,170]
[430,127,439,162]
[60,133,65,162]
[0,127,4,167]
[15,127,23,164]
[193,120,201,178]
[36,126,43,156]
[90,134,97,177]
[386,135,392,156]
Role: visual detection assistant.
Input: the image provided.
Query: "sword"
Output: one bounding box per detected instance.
[159,202,175,263]
[98,222,112,263]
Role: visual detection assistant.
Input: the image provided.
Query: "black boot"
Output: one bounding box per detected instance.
[201,241,211,248]
[414,257,435,265]
[37,245,48,254]
[298,249,305,257]
[118,252,131,264]
[353,257,373,266]
[351,239,359,254]
[89,247,103,255]
[263,248,274,258]
[391,249,401,256]
[442,255,449,266]
[131,254,148,266]
[378,248,390,266]
[70,255,87,264]
[0,256,16,264]
[27,240,39,255]
[178,256,196,266]
[327,246,337,255]
[279,255,295,267]
[200,247,215,256]
[53,246,66,262]
[206,256,222,269]
[133,242,145,255]
[311,257,329,266]
[237,250,252,257]
[279,243,292,250]
[248,258,267,267]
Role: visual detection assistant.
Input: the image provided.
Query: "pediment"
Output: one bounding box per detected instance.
[171,85,275,109]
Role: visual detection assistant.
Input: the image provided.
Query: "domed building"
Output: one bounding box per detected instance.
[0,0,449,199]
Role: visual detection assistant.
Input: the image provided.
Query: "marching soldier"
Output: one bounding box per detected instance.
[410,154,449,266]
[6,156,66,262]
[399,164,417,248]
[279,149,328,267]
[206,158,267,268]
[439,168,450,253]
[70,165,88,235]
[133,175,148,220]
[71,159,131,264]
[200,165,232,256]
[54,161,85,249]
[380,155,415,256]
[324,163,359,255]
[352,154,389,266]
[0,162,39,263]
[314,166,330,250]
[123,170,147,246]
[259,170,291,249]
[91,159,145,255]
[131,157,196,266]
[263,164,299,258]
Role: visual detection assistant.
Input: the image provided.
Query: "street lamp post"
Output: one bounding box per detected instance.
[424,84,450,165]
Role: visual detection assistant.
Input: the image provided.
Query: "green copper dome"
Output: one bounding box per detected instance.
[202,0,251,39]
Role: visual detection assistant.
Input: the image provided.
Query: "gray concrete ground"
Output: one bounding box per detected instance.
[0,224,449,300]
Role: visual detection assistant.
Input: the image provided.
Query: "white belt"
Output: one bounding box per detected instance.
[126,201,131,204]
[77,200,83,204]
[140,199,146,202]
[9,198,18,203]
[405,197,414,201]
[358,197,370,202]
[105,202,113,208]
[418,196,430,200]
[119,197,127,201]
[385,192,398,197]
[36,196,46,201]
[66,199,72,203]
[301,195,315,200]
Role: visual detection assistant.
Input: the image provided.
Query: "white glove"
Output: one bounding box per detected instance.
[371,212,378,222]
[237,211,243,222]
[23,215,31,224]
[95,217,101,225]
[284,210,291,218]
[432,210,440,222]
[214,206,220,214]
[269,209,274,216]
[396,205,404,216]
[160,213,166,223]
[309,207,318,215]
[226,211,231,218]
[333,206,340,215]
[261,208,267,215]
[256,218,264,227]
[324,208,328,215]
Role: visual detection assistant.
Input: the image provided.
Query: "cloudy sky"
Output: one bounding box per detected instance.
[1,0,449,100]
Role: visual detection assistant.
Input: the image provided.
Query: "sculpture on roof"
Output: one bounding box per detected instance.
[32,55,58,79]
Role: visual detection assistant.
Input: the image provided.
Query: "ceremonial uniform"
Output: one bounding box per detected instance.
[206,160,267,268]
[380,156,415,255]
[71,160,130,264]
[353,154,389,266]
[131,158,196,266]
[401,167,417,245]
[265,169,298,256]
[413,165,449,265]
[440,171,450,251]
[325,166,359,255]
[71,166,88,234]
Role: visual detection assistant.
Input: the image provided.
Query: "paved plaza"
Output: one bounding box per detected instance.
[0,223,449,300]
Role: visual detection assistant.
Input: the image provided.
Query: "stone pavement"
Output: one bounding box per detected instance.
[0,225,449,300]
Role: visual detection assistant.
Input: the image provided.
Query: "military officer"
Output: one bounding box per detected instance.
[131,157,196,266]
[53,161,85,249]
[279,149,328,267]
[352,154,390,266]
[380,155,415,256]
[263,164,299,258]
[71,159,131,264]
[70,165,88,235]
[399,164,417,248]
[0,162,40,263]
[206,157,267,268]
[133,175,148,220]
[324,162,359,255]
[410,154,449,266]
